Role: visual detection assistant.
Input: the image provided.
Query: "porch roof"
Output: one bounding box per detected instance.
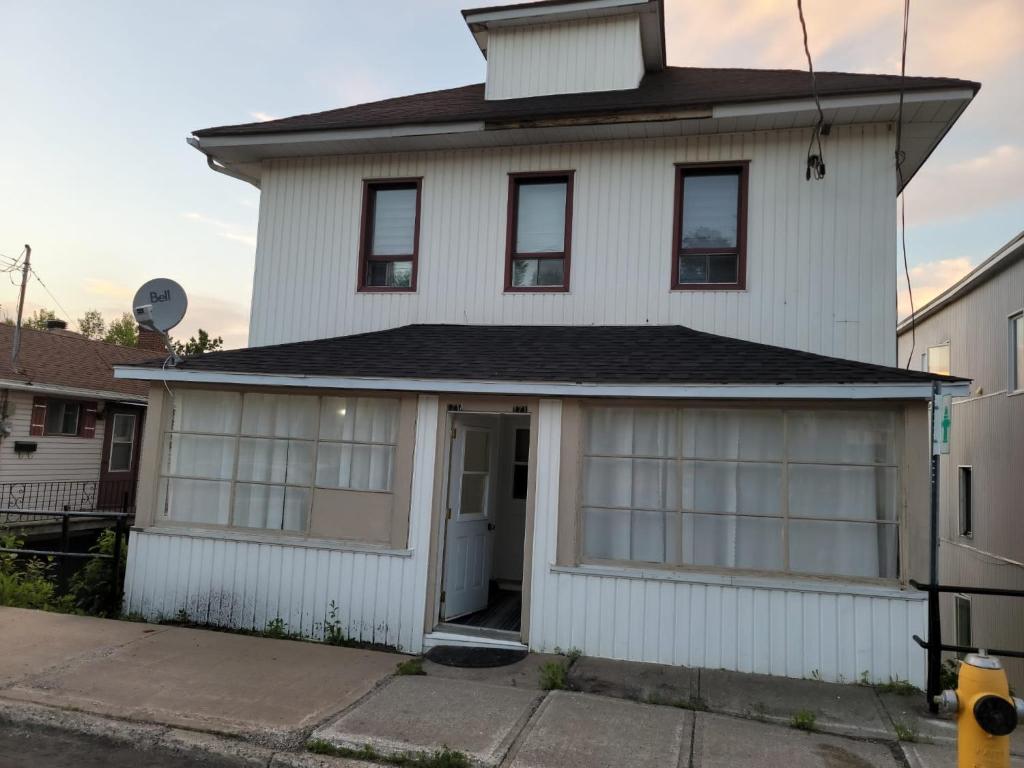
[115,324,968,399]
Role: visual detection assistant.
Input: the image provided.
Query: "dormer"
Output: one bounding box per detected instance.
[463,0,666,101]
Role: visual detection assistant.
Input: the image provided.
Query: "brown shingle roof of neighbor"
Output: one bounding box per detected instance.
[124,324,968,387]
[193,66,980,138]
[0,324,159,399]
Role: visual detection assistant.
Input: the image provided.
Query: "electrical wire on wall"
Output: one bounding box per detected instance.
[796,0,826,180]
[895,0,916,369]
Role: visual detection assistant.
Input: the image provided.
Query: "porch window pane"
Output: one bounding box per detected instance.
[682,513,783,571]
[237,438,314,487]
[319,397,399,444]
[788,520,897,579]
[680,408,783,460]
[163,434,235,480]
[582,508,630,561]
[683,461,782,516]
[315,443,394,491]
[241,393,318,439]
[161,477,230,525]
[233,484,308,532]
[788,464,897,522]
[170,390,240,434]
[787,410,895,464]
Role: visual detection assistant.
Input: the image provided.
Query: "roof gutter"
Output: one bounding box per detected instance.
[186,137,260,188]
[0,378,148,404]
[113,366,970,400]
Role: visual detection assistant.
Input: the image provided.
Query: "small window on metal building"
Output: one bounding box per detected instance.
[958,466,972,537]
[926,344,950,376]
[954,595,972,658]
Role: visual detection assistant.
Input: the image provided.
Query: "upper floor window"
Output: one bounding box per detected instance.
[926,343,950,376]
[672,163,749,290]
[1011,312,1023,392]
[359,179,421,292]
[505,172,573,292]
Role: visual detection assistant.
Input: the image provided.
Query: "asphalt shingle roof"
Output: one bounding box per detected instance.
[193,67,979,138]
[124,324,966,387]
[0,325,158,399]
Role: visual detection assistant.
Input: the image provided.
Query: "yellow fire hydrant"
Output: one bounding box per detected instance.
[935,651,1024,768]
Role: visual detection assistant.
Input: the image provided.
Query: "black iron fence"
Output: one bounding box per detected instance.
[0,479,136,525]
[0,507,129,614]
[910,578,1024,712]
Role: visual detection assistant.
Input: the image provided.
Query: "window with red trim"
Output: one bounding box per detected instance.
[358,179,421,291]
[505,172,573,291]
[672,163,748,290]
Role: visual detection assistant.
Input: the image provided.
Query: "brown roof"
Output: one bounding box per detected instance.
[193,66,980,138]
[0,325,159,400]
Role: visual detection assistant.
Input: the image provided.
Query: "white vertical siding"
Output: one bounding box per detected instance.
[0,389,106,484]
[123,395,441,653]
[526,398,927,685]
[485,15,644,100]
[250,126,897,366]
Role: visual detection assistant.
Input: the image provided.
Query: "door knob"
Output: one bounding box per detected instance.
[487,523,496,531]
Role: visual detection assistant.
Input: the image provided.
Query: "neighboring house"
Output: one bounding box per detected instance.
[897,231,1024,686]
[116,0,978,685]
[0,321,156,518]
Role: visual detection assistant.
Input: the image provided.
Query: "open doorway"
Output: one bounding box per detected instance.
[437,412,530,637]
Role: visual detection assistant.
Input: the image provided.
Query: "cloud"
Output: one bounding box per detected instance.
[173,293,250,349]
[898,257,973,319]
[182,211,257,250]
[906,145,1024,227]
[248,111,279,122]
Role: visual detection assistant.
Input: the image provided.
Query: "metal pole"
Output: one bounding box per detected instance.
[10,245,31,372]
[58,514,71,593]
[927,381,942,712]
[108,493,127,616]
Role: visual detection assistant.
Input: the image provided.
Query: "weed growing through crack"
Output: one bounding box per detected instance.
[893,721,919,742]
[875,678,921,696]
[396,657,426,676]
[539,660,568,691]
[649,693,708,712]
[307,740,470,768]
[791,709,817,731]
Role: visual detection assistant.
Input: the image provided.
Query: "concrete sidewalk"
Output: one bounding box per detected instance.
[2,607,1023,768]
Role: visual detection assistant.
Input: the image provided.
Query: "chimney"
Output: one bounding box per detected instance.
[137,326,169,353]
[45,319,68,331]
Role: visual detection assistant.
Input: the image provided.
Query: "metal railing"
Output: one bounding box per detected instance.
[910,578,1024,712]
[0,479,136,525]
[0,504,130,614]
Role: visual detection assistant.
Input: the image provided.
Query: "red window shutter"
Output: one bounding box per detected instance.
[29,397,47,436]
[80,401,98,438]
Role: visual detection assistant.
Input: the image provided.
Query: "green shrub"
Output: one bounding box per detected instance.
[0,534,74,612]
[69,528,128,616]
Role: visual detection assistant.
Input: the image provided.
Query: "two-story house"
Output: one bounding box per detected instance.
[897,232,1024,687]
[116,0,977,686]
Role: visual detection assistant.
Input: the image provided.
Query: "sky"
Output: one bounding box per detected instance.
[1,0,1021,349]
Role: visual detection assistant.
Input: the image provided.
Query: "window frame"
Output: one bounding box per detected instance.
[957,465,973,538]
[108,413,138,472]
[671,161,750,291]
[357,177,422,293]
[954,594,972,657]
[576,402,903,584]
[926,343,951,377]
[44,399,82,437]
[1010,311,1023,393]
[504,170,574,293]
[157,391,402,537]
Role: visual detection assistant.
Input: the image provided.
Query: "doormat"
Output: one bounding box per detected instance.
[425,645,528,668]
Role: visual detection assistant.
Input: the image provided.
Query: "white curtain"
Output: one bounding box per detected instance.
[371,188,417,256]
[515,182,566,253]
[170,390,241,434]
[161,478,230,525]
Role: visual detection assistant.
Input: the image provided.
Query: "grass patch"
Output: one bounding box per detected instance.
[875,678,921,696]
[791,709,817,732]
[396,657,426,676]
[893,721,919,742]
[306,739,470,768]
[539,660,568,691]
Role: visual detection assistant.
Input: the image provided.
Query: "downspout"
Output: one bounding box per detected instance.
[186,137,260,188]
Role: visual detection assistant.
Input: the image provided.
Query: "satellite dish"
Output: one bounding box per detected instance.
[132,278,187,333]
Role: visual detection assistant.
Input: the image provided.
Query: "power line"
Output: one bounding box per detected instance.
[896,0,915,369]
[28,267,74,323]
[796,0,826,181]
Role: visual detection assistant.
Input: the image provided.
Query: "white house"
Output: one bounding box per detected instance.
[116,0,978,686]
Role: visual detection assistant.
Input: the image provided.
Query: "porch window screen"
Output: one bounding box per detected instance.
[581,406,899,580]
[159,390,400,533]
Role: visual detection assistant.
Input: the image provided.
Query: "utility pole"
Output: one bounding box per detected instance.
[11,244,32,372]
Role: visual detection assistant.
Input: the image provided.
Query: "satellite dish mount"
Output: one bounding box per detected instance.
[132,278,188,365]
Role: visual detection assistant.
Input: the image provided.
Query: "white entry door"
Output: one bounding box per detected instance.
[441,416,498,620]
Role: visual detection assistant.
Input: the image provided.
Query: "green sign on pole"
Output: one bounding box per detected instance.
[932,394,952,456]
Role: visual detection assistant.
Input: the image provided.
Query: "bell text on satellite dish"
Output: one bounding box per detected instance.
[132,278,188,334]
